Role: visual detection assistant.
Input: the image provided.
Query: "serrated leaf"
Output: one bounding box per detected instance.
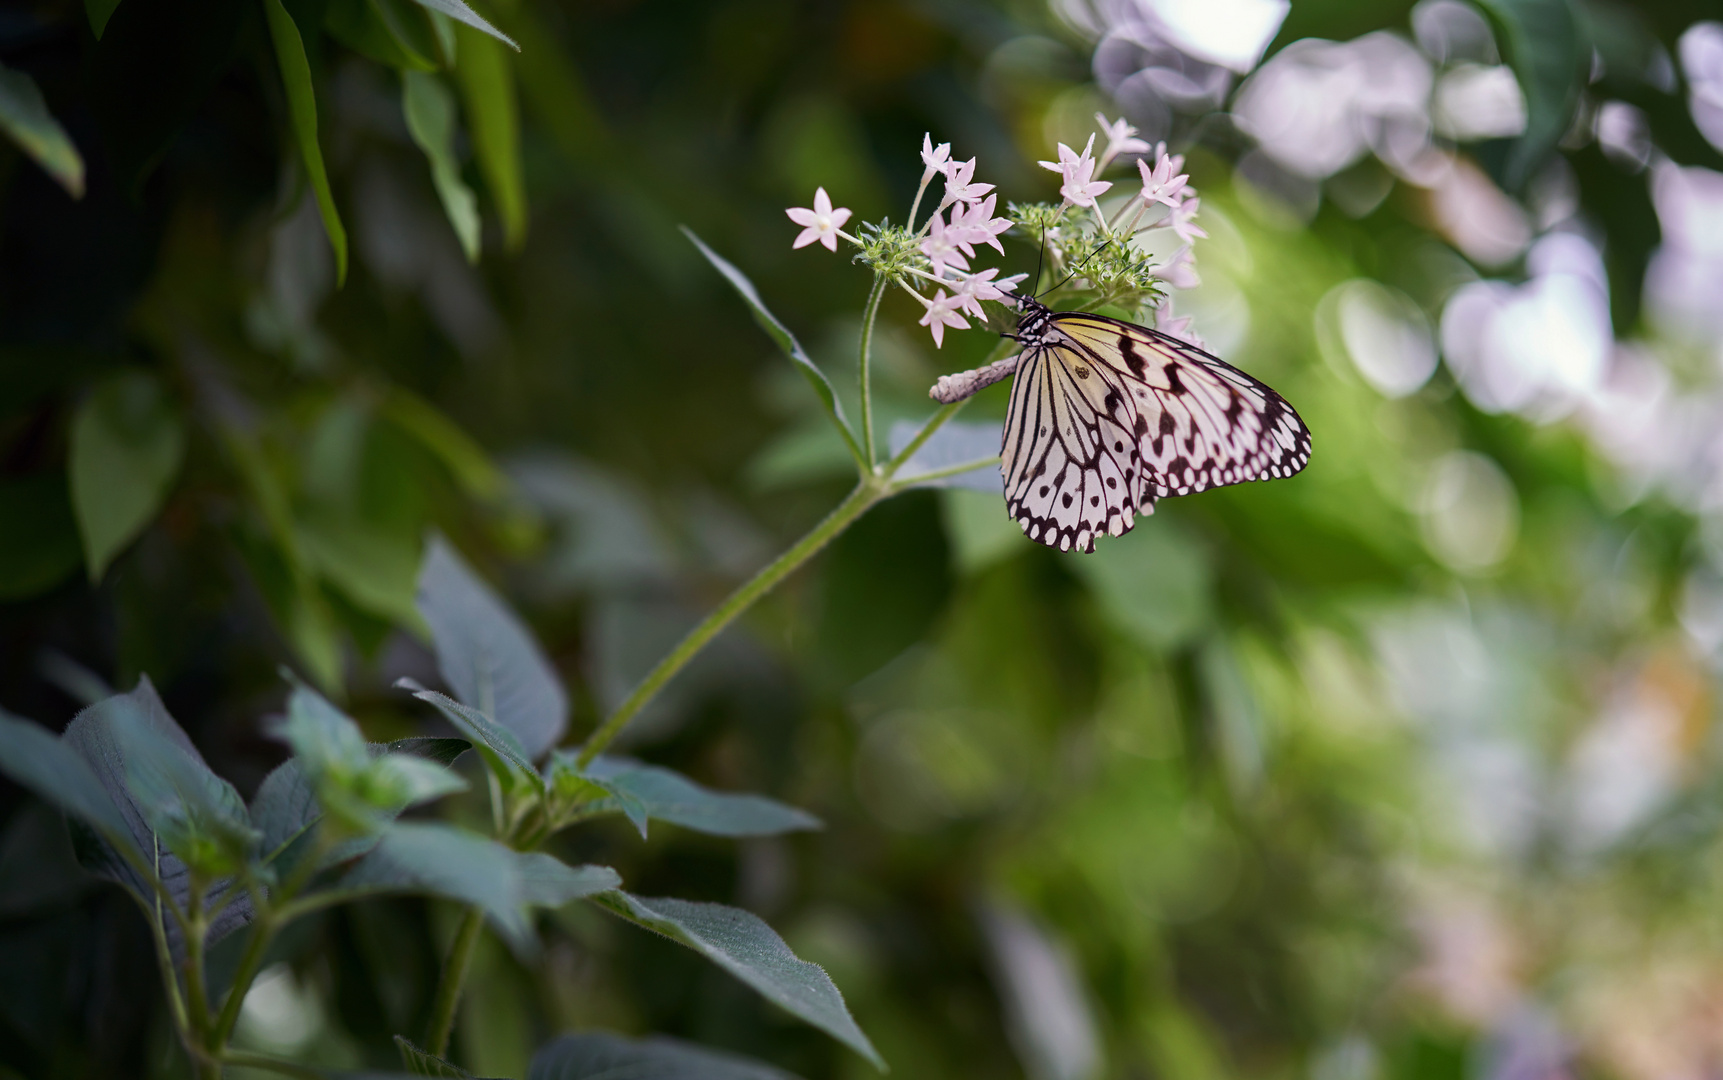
[454,23,525,250]
[264,0,348,284]
[112,705,260,876]
[583,756,822,837]
[397,678,542,793]
[403,70,480,263]
[395,1035,473,1077]
[0,62,84,197]
[515,853,620,907]
[594,892,883,1069]
[1472,0,1588,190]
[681,227,864,469]
[529,1032,805,1080]
[404,0,517,50]
[69,371,186,580]
[887,418,1001,493]
[416,537,566,757]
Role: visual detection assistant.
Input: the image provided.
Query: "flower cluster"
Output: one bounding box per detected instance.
[785,112,1209,349]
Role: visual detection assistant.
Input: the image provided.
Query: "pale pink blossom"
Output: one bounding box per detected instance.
[1095,113,1150,171]
[1153,245,1200,289]
[1155,298,1208,349]
[948,194,1012,255]
[920,133,951,182]
[920,211,971,277]
[1138,152,1190,209]
[951,268,1023,319]
[786,187,852,252]
[918,290,970,348]
[1168,196,1208,244]
[1039,135,1112,208]
[943,157,995,205]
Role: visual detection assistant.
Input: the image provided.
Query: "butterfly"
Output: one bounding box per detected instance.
[997,296,1311,553]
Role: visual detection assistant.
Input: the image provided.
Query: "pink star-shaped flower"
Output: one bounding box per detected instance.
[1155,298,1208,350]
[943,157,995,205]
[951,268,1023,319]
[918,290,970,348]
[1095,112,1150,170]
[1168,196,1207,244]
[949,194,1012,256]
[786,187,852,252]
[920,211,971,277]
[1153,245,1200,290]
[1039,135,1112,208]
[920,133,952,181]
[1137,152,1190,210]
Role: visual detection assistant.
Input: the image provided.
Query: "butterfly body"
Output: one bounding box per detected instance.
[999,297,1311,553]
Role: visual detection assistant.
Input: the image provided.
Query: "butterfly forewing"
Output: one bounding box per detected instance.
[999,306,1311,552]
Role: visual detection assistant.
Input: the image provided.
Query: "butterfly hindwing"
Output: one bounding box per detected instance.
[998,304,1311,553]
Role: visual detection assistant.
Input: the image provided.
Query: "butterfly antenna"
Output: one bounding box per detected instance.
[1045,234,1117,296]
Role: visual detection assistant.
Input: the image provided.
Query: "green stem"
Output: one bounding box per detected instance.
[218,1050,328,1079]
[575,477,887,769]
[885,400,963,474]
[425,906,486,1057]
[183,884,219,1080]
[858,273,887,470]
[210,913,275,1047]
[889,455,999,491]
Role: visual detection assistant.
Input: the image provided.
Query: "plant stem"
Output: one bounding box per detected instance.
[575,476,886,769]
[183,884,219,1080]
[210,914,275,1047]
[219,1050,329,1079]
[858,273,886,469]
[889,455,999,490]
[425,906,486,1057]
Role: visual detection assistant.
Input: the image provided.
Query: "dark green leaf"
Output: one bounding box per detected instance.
[379,391,508,501]
[403,71,480,263]
[109,696,259,877]
[583,756,823,837]
[397,678,542,794]
[324,0,437,71]
[681,227,863,468]
[454,23,526,250]
[395,1035,473,1077]
[84,0,122,38]
[0,709,142,868]
[515,853,620,907]
[0,473,82,600]
[1472,0,1588,190]
[404,0,517,50]
[298,514,424,629]
[69,371,186,580]
[529,1032,804,1080]
[547,752,649,838]
[594,892,883,1068]
[416,537,566,758]
[264,0,349,284]
[0,63,84,197]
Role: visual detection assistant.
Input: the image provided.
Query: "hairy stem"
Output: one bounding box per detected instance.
[858,273,886,469]
[425,906,486,1057]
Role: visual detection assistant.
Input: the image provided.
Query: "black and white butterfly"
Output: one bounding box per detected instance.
[998,296,1311,553]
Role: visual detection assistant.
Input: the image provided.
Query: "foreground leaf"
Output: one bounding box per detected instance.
[397,679,542,793]
[404,0,518,50]
[530,1032,804,1080]
[455,24,526,250]
[1474,0,1588,190]
[264,0,348,284]
[594,892,883,1069]
[416,537,566,758]
[69,371,186,580]
[682,227,864,469]
[0,63,84,196]
[403,71,480,263]
[583,756,822,837]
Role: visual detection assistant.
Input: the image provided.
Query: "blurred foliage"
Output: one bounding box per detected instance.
[5,0,1723,1079]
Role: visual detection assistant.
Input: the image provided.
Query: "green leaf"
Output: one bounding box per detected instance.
[0,63,85,197]
[454,23,526,250]
[403,70,481,263]
[379,389,508,500]
[681,227,864,469]
[264,0,348,285]
[0,472,82,600]
[68,371,186,581]
[594,892,883,1069]
[547,752,649,838]
[529,1033,805,1080]
[582,756,823,837]
[84,0,122,38]
[325,0,438,72]
[416,537,567,758]
[298,514,424,629]
[0,709,142,869]
[395,1035,474,1078]
[1471,0,1589,190]
[335,823,618,950]
[109,696,260,877]
[1068,517,1213,652]
[404,0,517,51]
[396,678,544,792]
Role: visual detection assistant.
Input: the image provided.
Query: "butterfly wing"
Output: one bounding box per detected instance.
[1001,339,1154,553]
[1052,313,1312,498]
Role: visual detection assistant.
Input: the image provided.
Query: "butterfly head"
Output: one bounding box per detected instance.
[1009,295,1056,346]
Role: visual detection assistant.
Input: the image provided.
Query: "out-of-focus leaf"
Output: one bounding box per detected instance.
[403,70,480,263]
[396,678,543,792]
[509,3,610,168]
[682,227,864,469]
[940,488,1026,574]
[0,64,84,197]
[325,0,437,71]
[0,473,82,600]
[529,1033,804,1080]
[455,24,526,250]
[380,389,508,500]
[84,0,122,38]
[335,824,616,950]
[888,418,1002,492]
[0,709,142,869]
[110,697,259,876]
[1069,517,1213,652]
[298,514,423,629]
[1472,0,1588,190]
[547,752,649,838]
[395,1035,473,1077]
[593,892,884,1069]
[264,0,348,284]
[582,756,823,837]
[404,0,517,51]
[69,371,185,581]
[416,537,567,757]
